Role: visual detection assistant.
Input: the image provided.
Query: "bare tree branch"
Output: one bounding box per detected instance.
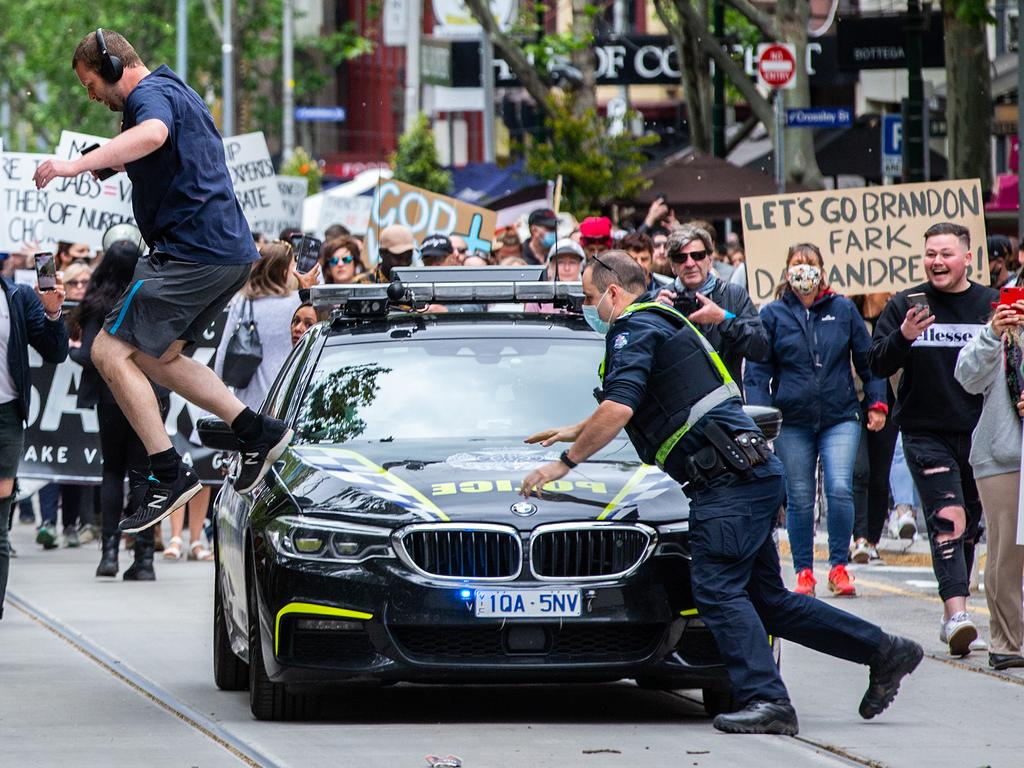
[202,0,224,39]
[654,0,711,152]
[463,0,552,114]
[671,0,773,128]
[725,112,759,154]
[724,0,778,40]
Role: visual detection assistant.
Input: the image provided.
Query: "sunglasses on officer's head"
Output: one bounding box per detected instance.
[327,254,354,267]
[669,249,709,264]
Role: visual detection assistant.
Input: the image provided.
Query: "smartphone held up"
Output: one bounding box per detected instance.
[34,253,57,292]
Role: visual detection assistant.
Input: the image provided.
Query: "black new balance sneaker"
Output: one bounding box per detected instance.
[234,417,293,494]
[119,465,202,534]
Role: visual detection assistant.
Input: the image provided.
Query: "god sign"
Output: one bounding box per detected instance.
[366,180,496,262]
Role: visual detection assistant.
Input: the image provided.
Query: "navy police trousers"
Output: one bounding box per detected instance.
[687,458,883,704]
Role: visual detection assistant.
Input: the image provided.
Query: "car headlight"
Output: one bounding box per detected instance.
[265,515,395,564]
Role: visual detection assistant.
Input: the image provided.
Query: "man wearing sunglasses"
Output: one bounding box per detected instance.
[656,225,768,391]
[520,250,921,735]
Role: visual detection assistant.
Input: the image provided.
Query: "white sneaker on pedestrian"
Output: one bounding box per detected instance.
[889,505,918,540]
[940,612,978,656]
[868,545,884,565]
[851,538,871,564]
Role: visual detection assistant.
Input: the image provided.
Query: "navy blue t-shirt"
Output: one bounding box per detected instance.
[121,65,259,265]
[601,309,782,483]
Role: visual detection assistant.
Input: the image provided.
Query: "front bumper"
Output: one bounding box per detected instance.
[253,548,730,691]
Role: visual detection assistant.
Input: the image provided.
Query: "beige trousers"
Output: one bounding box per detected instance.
[976,472,1024,655]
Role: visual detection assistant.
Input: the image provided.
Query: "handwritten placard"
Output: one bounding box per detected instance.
[740,179,989,303]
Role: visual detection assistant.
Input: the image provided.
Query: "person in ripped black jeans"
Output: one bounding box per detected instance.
[870,222,998,657]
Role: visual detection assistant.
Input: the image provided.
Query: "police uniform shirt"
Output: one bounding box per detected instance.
[601,308,781,483]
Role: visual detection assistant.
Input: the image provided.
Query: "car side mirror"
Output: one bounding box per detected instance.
[743,405,783,442]
[196,416,240,451]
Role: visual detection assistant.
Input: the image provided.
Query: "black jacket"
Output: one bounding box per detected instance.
[649,277,769,392]
[1,277,69,422]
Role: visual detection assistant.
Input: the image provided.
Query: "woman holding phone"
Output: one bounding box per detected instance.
[954,295,1024,669]
[745,243,889,598]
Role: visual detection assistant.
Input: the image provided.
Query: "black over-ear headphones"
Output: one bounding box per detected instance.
[95,28,124,83]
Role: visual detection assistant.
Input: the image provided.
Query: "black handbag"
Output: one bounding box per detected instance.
[222,298,263,388]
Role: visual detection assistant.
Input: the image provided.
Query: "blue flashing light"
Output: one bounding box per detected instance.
[458,589,473,600]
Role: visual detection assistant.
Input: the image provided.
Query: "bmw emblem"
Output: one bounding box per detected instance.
[511,501,537,517]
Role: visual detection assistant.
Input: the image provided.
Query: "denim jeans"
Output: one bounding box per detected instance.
[890,432,920,507]
[774,419,861,572]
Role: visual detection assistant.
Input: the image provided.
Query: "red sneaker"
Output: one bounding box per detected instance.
[828,564,857,597]
[794,568,816,596]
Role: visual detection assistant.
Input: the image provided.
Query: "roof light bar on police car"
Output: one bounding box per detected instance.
[310,279,583,312]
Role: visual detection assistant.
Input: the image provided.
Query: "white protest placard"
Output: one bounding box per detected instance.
[317,195,372,237]
[222,132,284,235]
[48,131,136,251]
[740,179,989,304]
[247,175,308,238]
[0,152,59,253]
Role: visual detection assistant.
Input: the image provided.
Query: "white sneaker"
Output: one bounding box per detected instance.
[851,538,871,564]
[868,545,884,564]
[940,612,978,656]
[889,505,918,540]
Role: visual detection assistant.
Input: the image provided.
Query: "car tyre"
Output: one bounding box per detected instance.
[213,556,249,691]
[702,688,737,716]
[247,565,316,721]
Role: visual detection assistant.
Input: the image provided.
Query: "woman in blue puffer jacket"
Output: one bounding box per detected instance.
[745,243,888,599]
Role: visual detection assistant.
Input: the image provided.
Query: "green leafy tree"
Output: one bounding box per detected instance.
[391,114,452,194]
[0,0,370,152]
[526,97,656,219]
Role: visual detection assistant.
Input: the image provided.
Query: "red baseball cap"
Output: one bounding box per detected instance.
[579,216,612,240]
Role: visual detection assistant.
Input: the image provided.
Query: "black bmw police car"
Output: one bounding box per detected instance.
[201,268,782,721]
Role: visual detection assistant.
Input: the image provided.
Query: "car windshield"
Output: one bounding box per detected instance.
[295,337,604,443]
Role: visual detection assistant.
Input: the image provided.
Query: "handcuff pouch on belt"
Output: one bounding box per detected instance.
[684,420,771,488]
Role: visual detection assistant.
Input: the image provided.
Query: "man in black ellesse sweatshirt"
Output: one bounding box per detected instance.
[870,222,998,657]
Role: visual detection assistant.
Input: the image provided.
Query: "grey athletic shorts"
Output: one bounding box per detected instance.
[103,252,251,359]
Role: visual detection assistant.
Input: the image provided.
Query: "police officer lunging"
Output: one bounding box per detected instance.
[521,252,922,735]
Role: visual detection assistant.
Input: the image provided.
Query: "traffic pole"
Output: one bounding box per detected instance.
[221,0,233,136]
[775,89,785,193]
[176,0,187,83]
[282,0,295,160]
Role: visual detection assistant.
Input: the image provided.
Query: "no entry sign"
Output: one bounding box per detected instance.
[758,43,797,90]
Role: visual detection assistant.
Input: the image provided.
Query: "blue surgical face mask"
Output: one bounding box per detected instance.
[542,231,557,249]
[583,289,611,335]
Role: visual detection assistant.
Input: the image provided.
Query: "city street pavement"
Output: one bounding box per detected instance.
[2,520,1023,768]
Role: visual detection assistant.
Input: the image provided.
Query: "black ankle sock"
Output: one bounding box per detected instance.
[148,448,181,484]
[231,407,262,442]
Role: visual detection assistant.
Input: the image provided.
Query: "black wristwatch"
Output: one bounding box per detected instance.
[559,450,578,469]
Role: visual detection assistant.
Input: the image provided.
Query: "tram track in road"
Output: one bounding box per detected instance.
[7,590,282,768]
[663,691,885,768]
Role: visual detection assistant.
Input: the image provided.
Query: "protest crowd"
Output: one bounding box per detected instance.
[3,192,1022,671]
[1,33,1024,751]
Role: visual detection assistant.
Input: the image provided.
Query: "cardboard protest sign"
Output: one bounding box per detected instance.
[317,194,372,237]
[0,152,59,252]
[48,131,136,251]
[222,132,285,235]
[245,175,308,239]
[365,180,496,260]
[740,179,988,304]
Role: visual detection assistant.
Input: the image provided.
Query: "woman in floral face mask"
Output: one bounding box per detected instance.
[744,244,890,599]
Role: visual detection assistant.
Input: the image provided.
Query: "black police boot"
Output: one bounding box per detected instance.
[95,534,119,578]
[859,634,923,719]
[712,699,799,735]
[123,531,156,581]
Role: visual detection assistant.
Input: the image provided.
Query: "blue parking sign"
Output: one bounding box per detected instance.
[882,114,902,176]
